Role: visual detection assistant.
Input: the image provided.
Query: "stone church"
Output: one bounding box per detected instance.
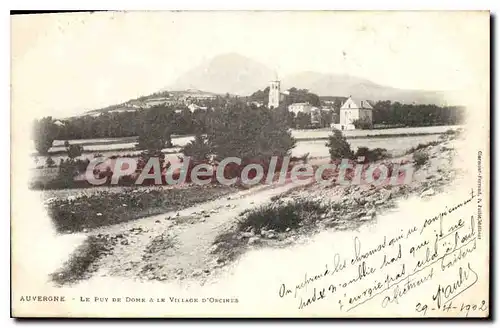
[268,80,284,109]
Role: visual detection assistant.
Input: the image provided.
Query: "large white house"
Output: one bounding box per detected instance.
[187,103,207,113]
[288,102,314,115]
[334,96,373,130]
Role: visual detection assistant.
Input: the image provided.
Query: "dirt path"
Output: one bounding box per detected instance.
[89,181,303,282]
[53,134,462,286]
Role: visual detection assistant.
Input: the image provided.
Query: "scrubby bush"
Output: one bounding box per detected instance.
[45,156,56,168]
[182,134,211,162]
[352,119,373,130]
[413,150,429,168]
[137,150,165,169]
[56,158,90,187]
[295,112,312,129]
[326,129,353,161]
[74,158,91,172]
[64,141,84,159]
[58,160,78,182]
[405,141,440,155]
[47,186,235,232]
[354,147,389,163]
[237,199,329,232]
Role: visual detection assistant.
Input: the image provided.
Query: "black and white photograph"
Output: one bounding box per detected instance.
[10,11,490,318]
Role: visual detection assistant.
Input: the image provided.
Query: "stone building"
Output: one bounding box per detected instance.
[334,96,373,130]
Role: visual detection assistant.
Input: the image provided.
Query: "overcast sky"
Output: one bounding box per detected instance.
[11,11,488,118]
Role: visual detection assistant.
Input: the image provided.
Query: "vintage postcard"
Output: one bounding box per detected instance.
[11,11,490,318]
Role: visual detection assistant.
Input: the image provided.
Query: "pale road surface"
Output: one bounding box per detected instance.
[91,180,307,281]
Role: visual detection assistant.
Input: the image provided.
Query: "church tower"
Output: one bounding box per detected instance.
[268,80,280,109]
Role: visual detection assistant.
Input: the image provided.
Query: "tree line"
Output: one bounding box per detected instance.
[32,97,462,189]
[32,94,464,155]
[249,87,321,107]
[33,107,212,154]
[371,100,464,127]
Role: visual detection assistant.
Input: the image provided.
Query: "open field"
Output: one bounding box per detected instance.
[292,125,461,140]
[31,126,457,170]
[30,134,443,175]
[52,136,139,147]
[34,125,461,156]
[296,134,443,158]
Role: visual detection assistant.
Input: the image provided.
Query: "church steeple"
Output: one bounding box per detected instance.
[268,80,280,109]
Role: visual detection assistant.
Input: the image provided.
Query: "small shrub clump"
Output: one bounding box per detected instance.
[353,147,389,163]
[326,129,354,161]
[55,158,90,188]
[237,198,329,233]
[142,233,177,261]
[352,119,373,130]
[47,186,236,233]
[413,150,430,168]
[405,141,440,155]
[182,134,211,162]
[45,156,56,168]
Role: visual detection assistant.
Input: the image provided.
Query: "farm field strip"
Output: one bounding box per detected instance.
[292,125,461,139]
[52,136,139,147]
[45,136,194,154]
[30,134,443,171]
[42,125,462,155]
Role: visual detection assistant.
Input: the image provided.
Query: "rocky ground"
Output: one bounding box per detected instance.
[44,184,238,233]
[211,135,461,265]
[51,182,300,285]
[51,134,462,287]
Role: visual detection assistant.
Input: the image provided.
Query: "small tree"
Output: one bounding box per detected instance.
[45,156,56,168]
[320,110,334,128]
[64,142,83,159]
[136,106,174,151]
[33,117,57,155]
[295,112,312,129]
[326,129,353,161]
[413,150,429,168]
[182,134,211,162]
[53,142,86,187]
[207,103,296,177]
[57,158,79,187]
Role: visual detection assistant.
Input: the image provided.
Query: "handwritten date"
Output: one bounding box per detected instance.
[416,300,488,317]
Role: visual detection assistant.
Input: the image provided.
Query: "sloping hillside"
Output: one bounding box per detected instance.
[169,53,446,104]
[80,53,447,117]
[169,53,276,96]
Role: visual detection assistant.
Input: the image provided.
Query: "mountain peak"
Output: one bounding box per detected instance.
[208,52,251,63]
[169,53,274,95]
[168,53,444,104]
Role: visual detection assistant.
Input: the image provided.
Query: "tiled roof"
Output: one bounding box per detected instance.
[342,96,373,109]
